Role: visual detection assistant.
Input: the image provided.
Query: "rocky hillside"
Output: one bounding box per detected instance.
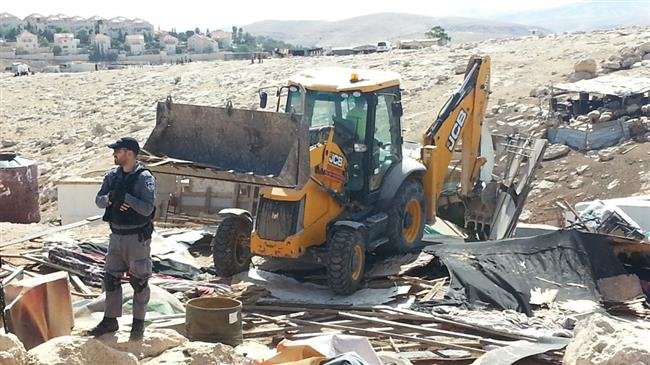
[495,0,650,32]
[244,13,540,47]
[1,26,649,225]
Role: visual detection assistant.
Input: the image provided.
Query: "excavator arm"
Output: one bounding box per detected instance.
[421,55,491,222]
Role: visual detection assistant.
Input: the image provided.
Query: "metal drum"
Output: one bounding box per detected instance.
[0,153,40,223]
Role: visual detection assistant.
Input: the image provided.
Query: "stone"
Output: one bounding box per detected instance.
[96,329,186,360]
[529,86,550,97]
[0,332,27,365]
[84,140,94,148]
[587,110,600,122]
[574,58,597,73]
[568,178,583,189]
[598,112,613,123]
[454,64,466,74]
[597,274,644,302]
[626,104,641,114]
[563,313,650,365]
[602,60,622,70]
[570,71,595,81]
[544,174,560,182]
[621,54,642,69]
[144,341,244,365]
[27,336,139,365]
[576,165,589,175]
[537,180,555,190]
[639,41,650,54]
[92,123,108,137]
[598,150,615,162]
[543,144,570,160]
[607,179,619,190]
[1,140,18,148]
[644,53,650,61]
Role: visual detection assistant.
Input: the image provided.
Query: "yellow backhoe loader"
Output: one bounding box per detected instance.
[143,56,546,294]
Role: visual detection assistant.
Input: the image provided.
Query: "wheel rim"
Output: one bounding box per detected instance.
[351,244,363,281]
[402,199,422,244]
[234,232,250,265]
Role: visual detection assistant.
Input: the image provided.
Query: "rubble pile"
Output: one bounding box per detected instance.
[601,42,650,73]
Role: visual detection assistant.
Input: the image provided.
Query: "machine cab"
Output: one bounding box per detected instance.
[283,68,404,202]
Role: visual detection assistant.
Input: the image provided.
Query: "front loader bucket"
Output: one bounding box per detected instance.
[142,98,310,189]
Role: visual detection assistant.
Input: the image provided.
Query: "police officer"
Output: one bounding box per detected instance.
[87,137,155,340]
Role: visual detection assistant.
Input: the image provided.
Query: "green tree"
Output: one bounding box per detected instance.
[38,36,49,47]
[194,27,201,35]
[237,27,243,44]
[231,26,238,43]
[6,27,19,41]
[206,28,210,36]
[425,26,451,43]
[89,46,118,62]
[39,29,54,42]
[52,45,62,56]
[76,29,89,45]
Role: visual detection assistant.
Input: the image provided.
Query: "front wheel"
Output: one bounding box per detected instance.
[326,228,366,295]
[386,179,426,253]
[212,217,252,277]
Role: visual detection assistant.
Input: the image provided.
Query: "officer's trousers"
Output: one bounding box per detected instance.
[104,233,152,320]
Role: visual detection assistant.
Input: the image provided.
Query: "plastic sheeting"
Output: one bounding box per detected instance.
[424,230,630,315]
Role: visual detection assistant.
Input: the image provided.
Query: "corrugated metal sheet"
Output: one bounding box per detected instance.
[547,119,633,150]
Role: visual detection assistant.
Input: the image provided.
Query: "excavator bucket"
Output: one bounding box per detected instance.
[141,98,311,189]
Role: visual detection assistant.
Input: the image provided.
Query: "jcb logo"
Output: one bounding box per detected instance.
[446,110,467,151]
[328,153,344,167]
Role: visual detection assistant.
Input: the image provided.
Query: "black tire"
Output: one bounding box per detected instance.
[326,228,366,295]
[386,179,426,253]
[212,217,252,277]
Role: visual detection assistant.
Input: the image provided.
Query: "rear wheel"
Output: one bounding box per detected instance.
[326,228,366,295]
[387,179,426,253]
[212,217,252,277]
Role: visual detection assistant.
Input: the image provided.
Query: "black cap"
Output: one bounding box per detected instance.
[107,137,140,154]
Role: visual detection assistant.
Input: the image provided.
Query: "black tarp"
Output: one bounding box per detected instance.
[424,230,629,315]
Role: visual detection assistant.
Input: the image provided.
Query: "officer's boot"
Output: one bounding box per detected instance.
[130,318,145,340]
[87,316,118,337]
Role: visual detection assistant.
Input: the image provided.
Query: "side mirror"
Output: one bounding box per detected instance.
[391,101,403,117]
[259,92,268,109]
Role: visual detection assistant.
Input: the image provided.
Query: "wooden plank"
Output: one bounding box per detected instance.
[0,215,102,249]
[1,266,24,286]
[388,307,538,342]
[339,312,510,346]
[70,275,93,295]
[288,318,485,355]
[19,254,86,277]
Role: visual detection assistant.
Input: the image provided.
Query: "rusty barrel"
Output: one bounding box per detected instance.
[0,153,40,223]
[185,297,243,346]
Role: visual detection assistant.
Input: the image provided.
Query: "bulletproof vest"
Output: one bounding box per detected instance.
[103,168,153,226]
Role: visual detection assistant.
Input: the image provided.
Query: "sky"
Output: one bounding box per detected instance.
[3,0,585,31]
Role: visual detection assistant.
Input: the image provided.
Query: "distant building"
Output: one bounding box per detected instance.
[53,33,78,54]
[91,33,111,53]
[23,13,46,31]
[188,34,218,53]
[0,12,23,33]
[16,31,38,52]
[107,16,153,39]
[208,30,232,48]
[161,34,178,54]
[125,34,145,55]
